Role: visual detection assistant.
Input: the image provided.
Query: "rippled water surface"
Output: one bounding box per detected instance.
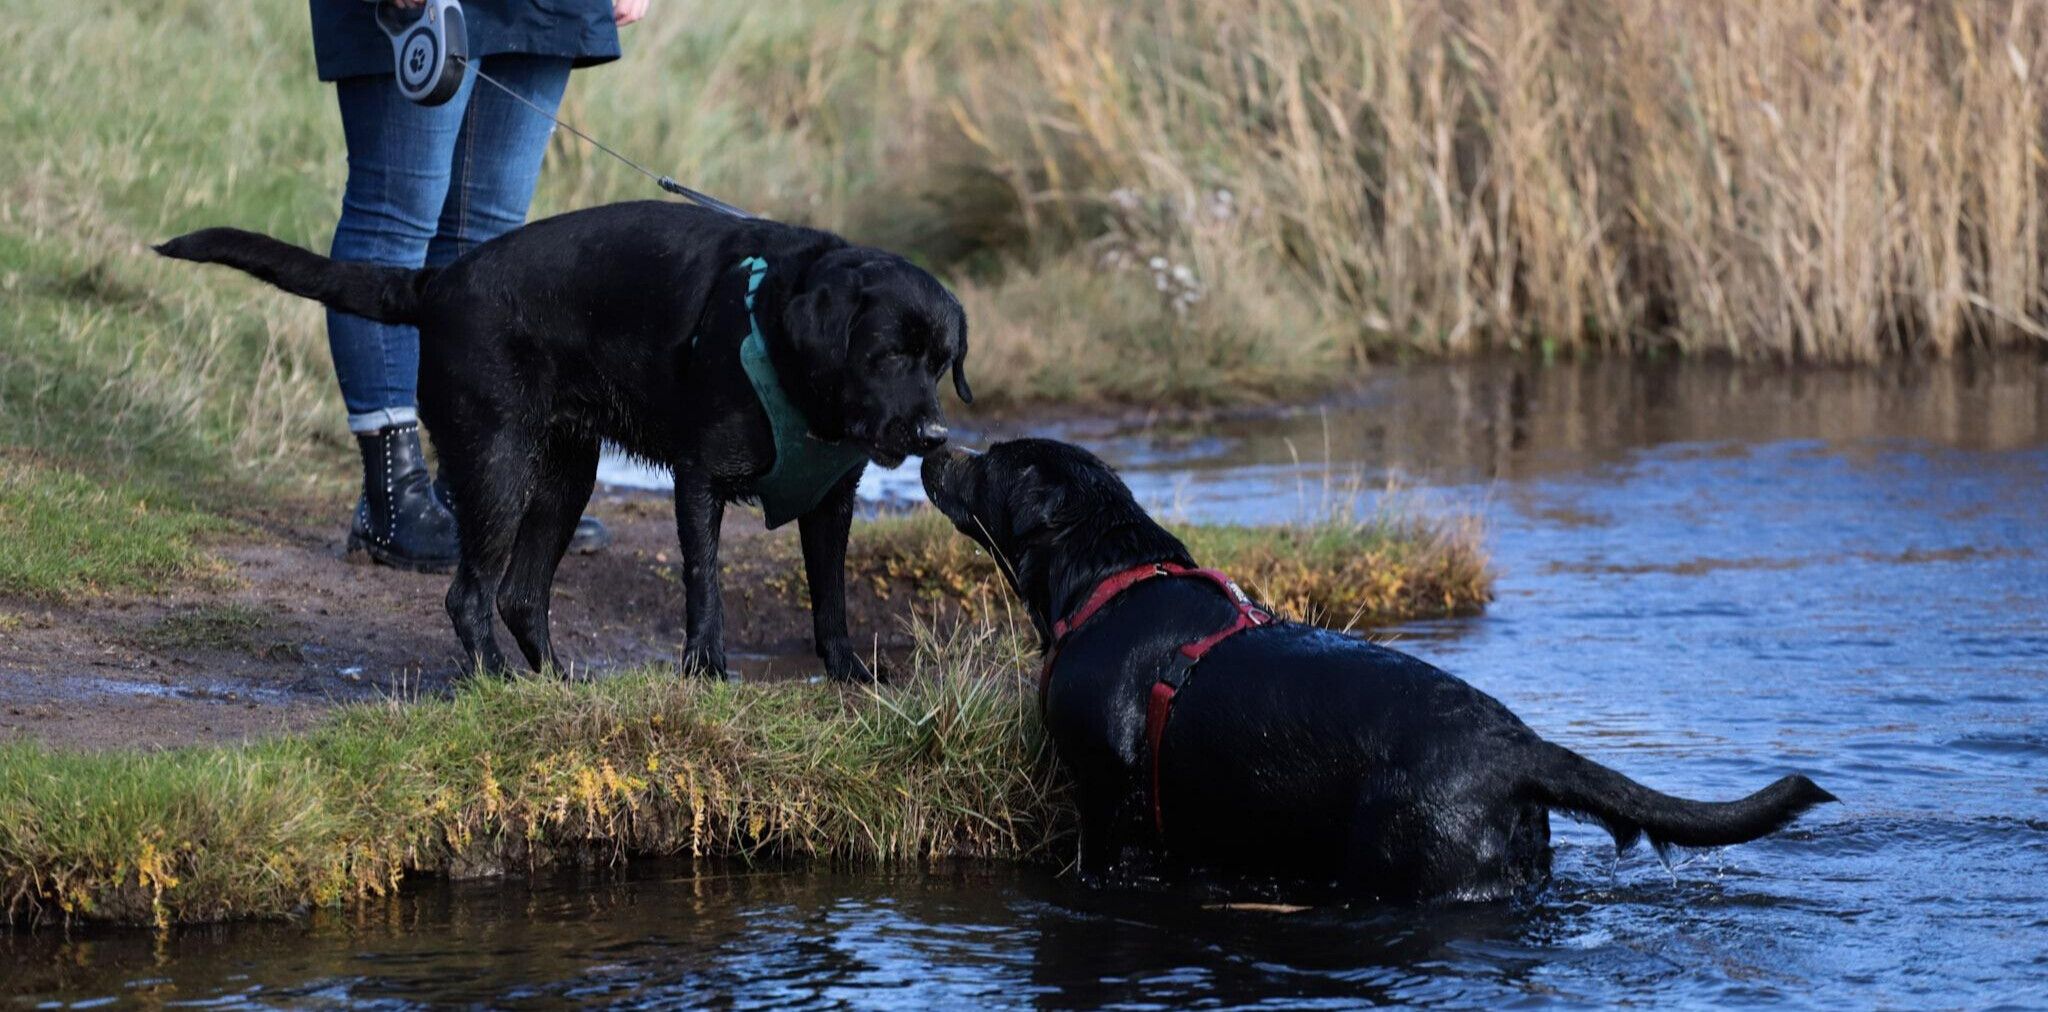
[11,359,2048,1008]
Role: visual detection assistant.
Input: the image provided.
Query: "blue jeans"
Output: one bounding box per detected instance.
[328,55,571,432]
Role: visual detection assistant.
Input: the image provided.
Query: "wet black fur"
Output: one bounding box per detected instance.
[157,202,973,682]
[922,439,1838,902]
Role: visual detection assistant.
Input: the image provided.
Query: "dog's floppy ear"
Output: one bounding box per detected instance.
[945,293,974,404]
[781,261,862,426]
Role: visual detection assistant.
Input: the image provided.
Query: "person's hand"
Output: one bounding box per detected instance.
[614,0,648,26]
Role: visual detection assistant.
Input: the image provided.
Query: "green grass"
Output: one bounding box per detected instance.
[0,619,1062,928]
[0,458,225,598]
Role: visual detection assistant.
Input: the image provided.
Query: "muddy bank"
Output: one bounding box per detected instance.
[0,494,917,751]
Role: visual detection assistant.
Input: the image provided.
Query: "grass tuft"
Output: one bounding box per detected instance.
[134,604,270,653]
[826,506,1492,627]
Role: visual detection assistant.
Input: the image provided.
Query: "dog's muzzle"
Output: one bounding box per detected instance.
[856,418,950,464]
[919,444,976,491]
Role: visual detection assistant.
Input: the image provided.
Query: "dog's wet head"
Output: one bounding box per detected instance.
[922,438,1157,594]
[783,249,973,467]
[923,439,1196,631]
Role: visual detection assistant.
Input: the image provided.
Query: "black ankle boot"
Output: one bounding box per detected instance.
[569,515,612,554]
[347,423,460,573]
[428,480,612,556]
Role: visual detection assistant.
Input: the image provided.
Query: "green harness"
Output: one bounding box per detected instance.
[715,256,869,529]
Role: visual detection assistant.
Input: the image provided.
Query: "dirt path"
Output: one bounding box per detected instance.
[0,492,924,750]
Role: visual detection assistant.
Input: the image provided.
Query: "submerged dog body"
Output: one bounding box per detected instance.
[922,439,1835,902]
[159,202,972,681]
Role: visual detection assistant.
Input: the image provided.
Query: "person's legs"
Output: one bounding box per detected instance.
[329,69,478,570]
[427,55,613,554]
[329,68,476,429]
[427,54,571,267]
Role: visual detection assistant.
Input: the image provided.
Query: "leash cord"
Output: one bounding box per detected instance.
[459,57,753,219]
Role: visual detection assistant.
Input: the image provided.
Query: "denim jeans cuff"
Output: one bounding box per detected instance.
[347,407,420,434]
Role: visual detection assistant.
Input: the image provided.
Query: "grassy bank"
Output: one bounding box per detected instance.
[827,507,1491,627]
[0,501,1492,928]
[0,622,1059,929]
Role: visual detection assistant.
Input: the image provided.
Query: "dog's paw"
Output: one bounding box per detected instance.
[679,646,731,682]
[821,645,879,685]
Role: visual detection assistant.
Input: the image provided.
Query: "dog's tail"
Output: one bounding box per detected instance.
[1521,739,1837,854]
[154,227,431,325]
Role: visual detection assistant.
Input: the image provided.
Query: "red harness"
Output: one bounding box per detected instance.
[1038,561,1274,835]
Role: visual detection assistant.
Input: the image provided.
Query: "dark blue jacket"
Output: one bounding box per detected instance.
[310,1,620,82]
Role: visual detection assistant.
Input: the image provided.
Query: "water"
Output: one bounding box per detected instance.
[10,358,2048,1008]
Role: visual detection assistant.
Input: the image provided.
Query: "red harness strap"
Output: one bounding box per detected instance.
[1039,561,1273,835]
[1038,562,1187,712]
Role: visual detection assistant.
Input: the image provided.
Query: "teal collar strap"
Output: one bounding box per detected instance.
[729,257,869,529]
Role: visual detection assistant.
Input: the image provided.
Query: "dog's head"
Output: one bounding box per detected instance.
[780,248,972,467]
[921,438,1192,636]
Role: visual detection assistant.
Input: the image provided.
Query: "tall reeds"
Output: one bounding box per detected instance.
[6,1,2042,484]
[932,0,2048,362]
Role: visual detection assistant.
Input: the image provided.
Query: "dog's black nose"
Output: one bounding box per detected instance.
[915,420,949,452]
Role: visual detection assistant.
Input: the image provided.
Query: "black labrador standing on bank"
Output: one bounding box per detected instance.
[158,202,972,682]
[922,439,1836,902]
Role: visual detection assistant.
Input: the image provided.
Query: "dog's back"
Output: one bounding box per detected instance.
[1076,600,1835,901]
[1147,621,1549,897]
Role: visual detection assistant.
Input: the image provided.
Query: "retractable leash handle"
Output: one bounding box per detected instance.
[367,0,468,106]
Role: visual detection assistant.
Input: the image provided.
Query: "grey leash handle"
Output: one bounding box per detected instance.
[367,0,467,106]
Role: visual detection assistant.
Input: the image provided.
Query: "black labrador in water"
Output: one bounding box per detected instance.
[921,439,1836,902]
[157,202,971,682]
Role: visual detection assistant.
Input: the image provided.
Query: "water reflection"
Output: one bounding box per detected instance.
[1041,356,2048,504]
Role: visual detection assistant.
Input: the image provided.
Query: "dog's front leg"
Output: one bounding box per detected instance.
[673,462,731,680]
[798,470,875,683]
[1073,778,1124,885]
